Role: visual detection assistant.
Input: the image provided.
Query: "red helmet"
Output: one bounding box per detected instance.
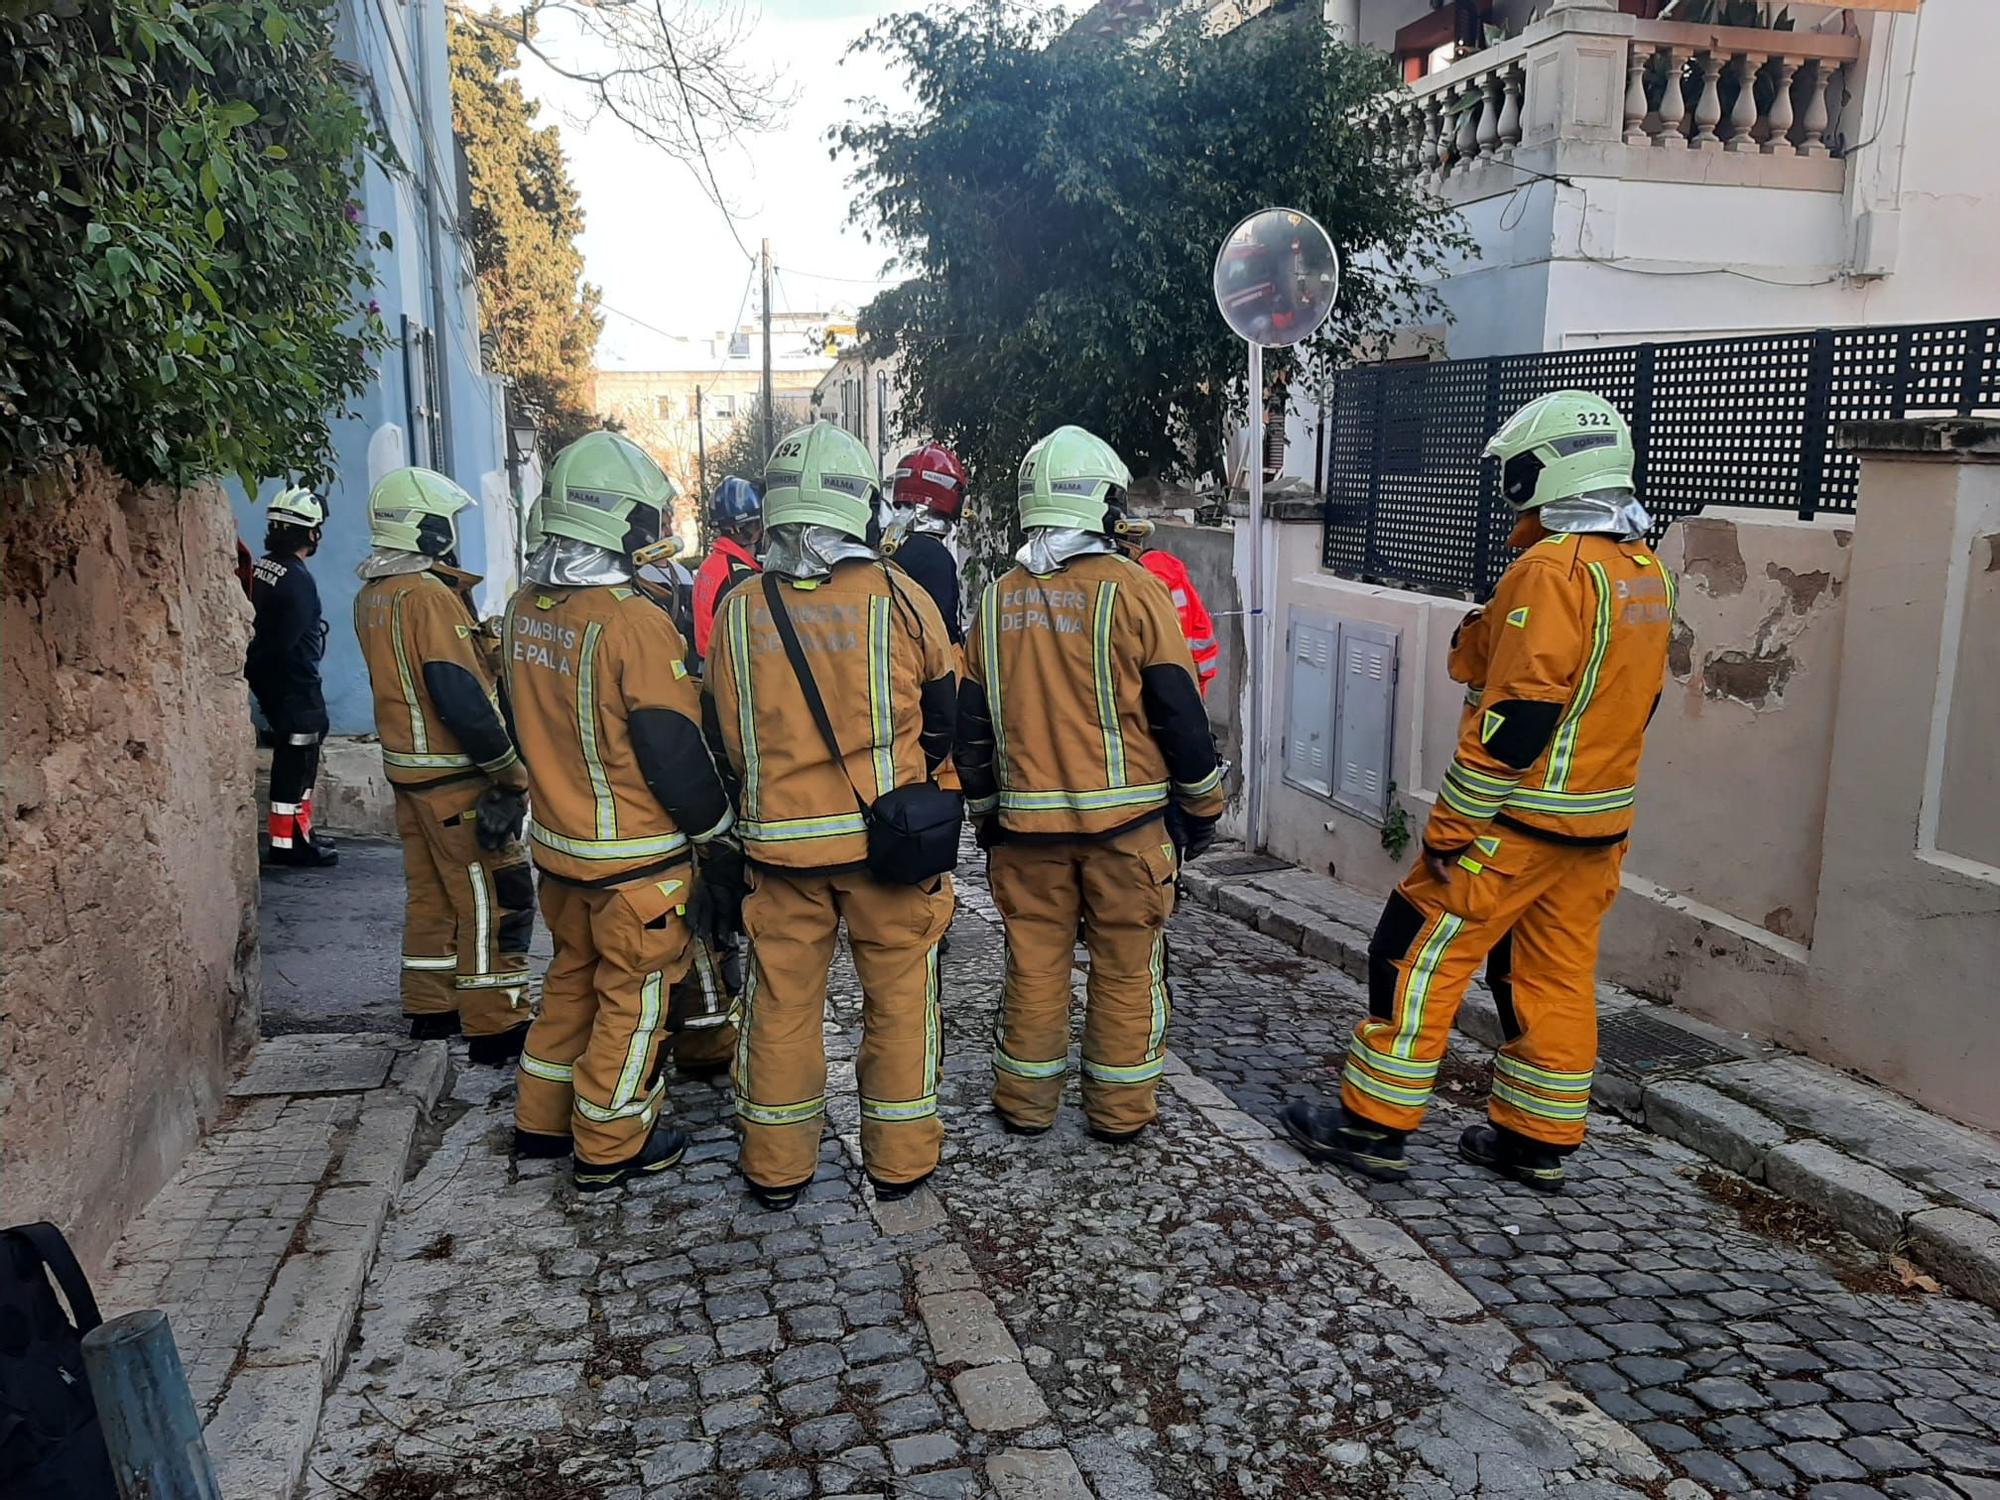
[889,443,967,520]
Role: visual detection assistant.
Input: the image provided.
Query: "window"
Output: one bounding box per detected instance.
[657,395,676,420]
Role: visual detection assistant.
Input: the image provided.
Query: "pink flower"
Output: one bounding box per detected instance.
[345,201,362,224]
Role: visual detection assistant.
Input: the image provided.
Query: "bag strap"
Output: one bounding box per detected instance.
[762,572,871,816]
[8,1222,103,1334]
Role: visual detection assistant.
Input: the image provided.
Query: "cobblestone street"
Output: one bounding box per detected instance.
[287,849,2000,1500]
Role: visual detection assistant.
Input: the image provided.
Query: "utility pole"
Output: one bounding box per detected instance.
[760,238,775,463]
[694,383,709,545]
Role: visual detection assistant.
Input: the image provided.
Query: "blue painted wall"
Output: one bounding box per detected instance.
[230,0,518,735]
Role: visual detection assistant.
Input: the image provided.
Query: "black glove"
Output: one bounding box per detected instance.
[974,814,1003,851]
[1165,803,1219,865]
[473,787,527,851]
[690,836,747,943]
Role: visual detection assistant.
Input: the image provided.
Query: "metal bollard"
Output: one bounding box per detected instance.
[79,1309,223,1500]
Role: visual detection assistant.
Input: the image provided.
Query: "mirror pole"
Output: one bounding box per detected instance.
[1245,337,1266,854]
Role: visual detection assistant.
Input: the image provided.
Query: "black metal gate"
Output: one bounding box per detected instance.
[1320,319,2000,599]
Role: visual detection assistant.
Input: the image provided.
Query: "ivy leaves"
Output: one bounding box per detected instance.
[1,0,391,490]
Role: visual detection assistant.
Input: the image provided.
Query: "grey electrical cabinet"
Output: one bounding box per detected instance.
[1282,611,1398,823]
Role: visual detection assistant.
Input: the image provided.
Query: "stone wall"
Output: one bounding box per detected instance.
[1,456,260,1270]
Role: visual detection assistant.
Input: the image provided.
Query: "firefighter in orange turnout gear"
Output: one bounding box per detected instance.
[502,433,739,1193]
[354,468,536,1059]
[1282,391,1674,1191]
[1134,546,1220,696]
[705,422,960,1211]
[959,426,1225,1141]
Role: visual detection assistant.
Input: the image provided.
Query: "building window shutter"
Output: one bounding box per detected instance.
[1283,618,1337,798]
[1332,622,1397,821]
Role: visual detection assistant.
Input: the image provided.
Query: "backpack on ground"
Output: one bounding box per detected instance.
[0,1221,118,1499]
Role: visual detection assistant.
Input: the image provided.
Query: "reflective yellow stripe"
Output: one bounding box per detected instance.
[477,748,520,778]
[869,594,895,799]
[468,861,491,974]
[740,811,870,843]
[860,1095,938,1122]
[729,596,760,819]
[1082,1056,1165,1085]
[519,1052,573,1083]
[1492,1078,1591,1121]
[576,621,615,839]
[576,1078,664,1123]
[1144,929,1169,1058]
[382,748,475,771]
[1546,561,1612,791]
[390,590,427,754]
[966,794,999,817]
[530,824,690,861]
[999,784,1168,814]
[1173,766,1222,797]
[922,943,941,1102]
[1348,1036,1442,1083]
[737,1094,827,1127]
[1343,1062,1433,1109]
[1505,785,1636,816]
[1494,1054,1594,1090]
[455,971,528,990]
[612,970,665,1108]
[1092,580,1124,788]
[993,1048,1068,1080]
[401,954,456,971]
[981,584,1007,784]
[1392,913,1462,1060]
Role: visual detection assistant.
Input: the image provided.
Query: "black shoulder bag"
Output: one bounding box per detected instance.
[762,572,962,885]
[0,1222,118,1499]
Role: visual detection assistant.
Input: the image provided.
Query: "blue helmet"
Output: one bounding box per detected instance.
[711,475,762,530]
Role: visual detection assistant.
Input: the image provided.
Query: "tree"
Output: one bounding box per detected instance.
[837,2,1468,564]
[449,14,603,451]
[1,0,388,487]
[448,0,788,221]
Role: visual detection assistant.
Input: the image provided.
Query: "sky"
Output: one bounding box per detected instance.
[516,1,1073,366]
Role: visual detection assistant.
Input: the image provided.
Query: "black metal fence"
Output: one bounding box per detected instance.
[1320,319,2000,599]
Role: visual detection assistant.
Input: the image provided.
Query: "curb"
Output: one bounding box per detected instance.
[1178,859,2000,1312]
[197,1036,448,1500]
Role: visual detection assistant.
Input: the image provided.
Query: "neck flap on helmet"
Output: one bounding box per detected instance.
[1538,489,1652,541]
[524,537,635,587]
[762,523,880,582]
[1018,527,1116,575]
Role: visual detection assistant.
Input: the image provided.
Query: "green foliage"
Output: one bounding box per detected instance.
[1380,781,1412,858]
[448,12,603,454]
[0,0,390,488]
[837,2,1469,571]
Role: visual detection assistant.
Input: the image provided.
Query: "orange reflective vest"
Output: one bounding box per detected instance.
[1139,548,1219,696]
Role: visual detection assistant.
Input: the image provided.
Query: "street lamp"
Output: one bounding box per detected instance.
[507,406,541,467]
[1211,207,1340,855]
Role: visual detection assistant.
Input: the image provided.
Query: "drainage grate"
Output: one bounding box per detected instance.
[1202,854,1293,877]
[1597,1009,1744,1077]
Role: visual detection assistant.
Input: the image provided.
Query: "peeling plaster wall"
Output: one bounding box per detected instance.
[0,458,260,1271]
[1627,510,1854,947]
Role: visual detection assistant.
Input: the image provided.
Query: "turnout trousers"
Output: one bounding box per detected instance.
[266,731,322,850]
[1343,834,1626,1149]
[663,863,741,1070]
[517,871,697,1165]
[988,822,1179,1135]
[735,869,953,1192]
[393,783,533,1036]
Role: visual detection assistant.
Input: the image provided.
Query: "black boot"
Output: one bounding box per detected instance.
[264,839,338,868]
[466,1021,530,1067]
[1278,1100,1411,1183]
[514,1128,573,1159]
[869,1170,934,1203]
[1458,1122,1566,1193]
[1086,1123,1148,1145]
[408,1012,461,1042]
[746,1176,807,1211]
[995,1109,1050,1138]
[573,1125,689,1194]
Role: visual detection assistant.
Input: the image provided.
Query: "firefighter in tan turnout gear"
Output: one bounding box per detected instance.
[354,468,535,1061]
[705,421,959,1210]
[958,426,1225,1141]
[501,433,740,1193]
[1282,390,1674,1192]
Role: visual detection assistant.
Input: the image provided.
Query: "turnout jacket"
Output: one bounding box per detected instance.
[891,532,963,647]
[691,535,760,662]
[246,552,328,728]
[1425,524,1675,856]
[500,582,733,887]
[958,552,1224,841]
[355,567,526,793]
[1137,548,1219,695]
[705,560,957,874]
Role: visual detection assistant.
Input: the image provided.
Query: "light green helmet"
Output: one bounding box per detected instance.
[763,421,880,539]
[1483,390,1635,511]
[1017,425,1132,532]
[523,495,545,552]
[268,485,326,529]
[367,467,474,557]
[540,431,676,554]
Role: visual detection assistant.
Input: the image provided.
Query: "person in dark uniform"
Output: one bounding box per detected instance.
[882,443,967,646]
[247,486,337,867]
